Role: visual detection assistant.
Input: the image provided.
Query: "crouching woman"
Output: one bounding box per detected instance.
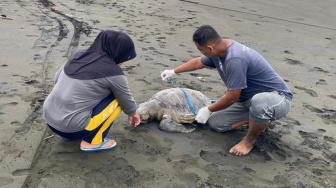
[42,30,140,152]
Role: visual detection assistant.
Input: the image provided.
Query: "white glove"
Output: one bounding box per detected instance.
[195,107,212,124]
[161,69,175,82]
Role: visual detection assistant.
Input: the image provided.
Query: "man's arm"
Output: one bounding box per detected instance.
[174,57,206,74]
[208,90,241,112]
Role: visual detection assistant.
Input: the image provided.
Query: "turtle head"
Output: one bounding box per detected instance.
[136,104,151,123]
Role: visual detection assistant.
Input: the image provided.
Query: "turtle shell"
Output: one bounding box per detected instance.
[150,88,211,123]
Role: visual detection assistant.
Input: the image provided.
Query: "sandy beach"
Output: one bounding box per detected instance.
[0,0,335,187]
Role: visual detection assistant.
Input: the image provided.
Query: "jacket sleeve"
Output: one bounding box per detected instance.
[105,75,138,115]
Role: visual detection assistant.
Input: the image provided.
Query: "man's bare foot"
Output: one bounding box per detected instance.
[80,139,116,150]
[229,139,254,156]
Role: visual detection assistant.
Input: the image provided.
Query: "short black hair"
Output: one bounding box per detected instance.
[192,25,221,46]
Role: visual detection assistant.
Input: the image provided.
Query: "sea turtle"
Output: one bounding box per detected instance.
[136,88,212,133]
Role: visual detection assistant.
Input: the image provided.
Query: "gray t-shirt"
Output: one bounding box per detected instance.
[42,67,137,133]
[201,41,292,102]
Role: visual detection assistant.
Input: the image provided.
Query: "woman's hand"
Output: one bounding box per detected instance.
[128,113,141,127]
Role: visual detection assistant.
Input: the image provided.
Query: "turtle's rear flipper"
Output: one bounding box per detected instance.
[159,115,195,133]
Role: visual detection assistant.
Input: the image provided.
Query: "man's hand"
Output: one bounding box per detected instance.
[195,107,212,124]
[128,113,141,127]
[161,69,175,82]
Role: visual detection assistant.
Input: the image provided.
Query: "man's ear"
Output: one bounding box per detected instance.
[207,45,214,52]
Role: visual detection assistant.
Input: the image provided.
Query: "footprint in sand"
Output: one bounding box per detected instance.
[33,54,42,61]
[269,117,301,135]
[165,32,177,35]
[148,47,156,51]
[284,58,303,65]
[282,117,301,126]
[89,158,139,185]
[323,135,336,143]
[153,63,169,67]
[316,108,336,125]
[169,156,201,187]
[322,151,336,163]
[312,67,329,73]
[122,65,137,71]
[299,130,332,151]
[199,150,227,165]
[316,128,326,136]
[303,103,336,124]
[274,156,333,187]
[315,79,327,86]
[12,169,30,176]
[135,78,151,85]
[25,79,39,85]
[10,121,21,126]
[302,103,323,113]
[2,102,18,106]
[254,132,291,161]
[294,86,318,97]
[283,50,293,55]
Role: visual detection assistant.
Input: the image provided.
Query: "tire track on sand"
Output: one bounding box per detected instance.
[17,0,92,187]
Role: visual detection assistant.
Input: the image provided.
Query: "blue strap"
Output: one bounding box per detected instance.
[96,138,111,149]
[180,88,197,116]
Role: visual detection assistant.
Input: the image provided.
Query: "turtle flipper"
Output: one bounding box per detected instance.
[159,114,196,133]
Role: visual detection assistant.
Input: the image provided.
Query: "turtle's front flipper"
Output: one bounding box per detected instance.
[159,114,196,133]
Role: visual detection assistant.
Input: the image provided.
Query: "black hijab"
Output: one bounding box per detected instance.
[64,30,136,80]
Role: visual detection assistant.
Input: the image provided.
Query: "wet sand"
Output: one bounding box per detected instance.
[0,0,335,187]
